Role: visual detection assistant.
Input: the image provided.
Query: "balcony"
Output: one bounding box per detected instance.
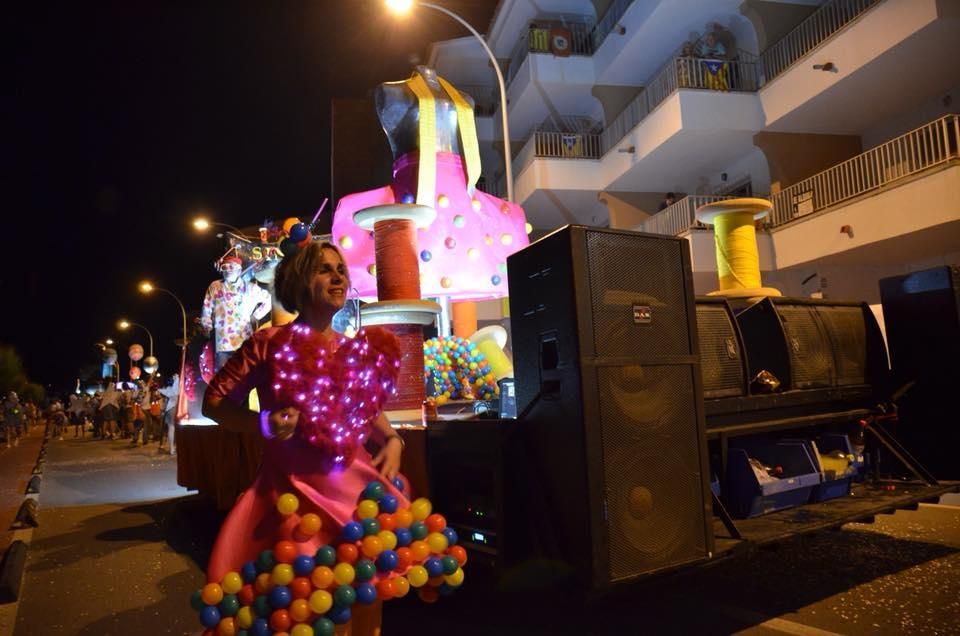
[759,0,960,133]
[506,18,596,86]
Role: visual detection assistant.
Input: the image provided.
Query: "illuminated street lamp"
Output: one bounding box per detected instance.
[386,0,514,202]
[139,280,189,419]
[192,216,249,239]
[117,319,154,358]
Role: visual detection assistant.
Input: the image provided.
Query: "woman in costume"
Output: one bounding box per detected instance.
[202,240,407,634]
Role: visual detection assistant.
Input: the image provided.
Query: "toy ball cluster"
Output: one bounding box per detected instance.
[423,336,499,405]
[191,481,467,635]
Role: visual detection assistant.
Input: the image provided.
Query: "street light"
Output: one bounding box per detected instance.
[193,216,250,239]
[386,0,514,202]
[139,280,189,419]
[117,319,154,358]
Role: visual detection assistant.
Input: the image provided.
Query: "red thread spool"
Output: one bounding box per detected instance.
[386,324,426,410]
[374,219,421,301]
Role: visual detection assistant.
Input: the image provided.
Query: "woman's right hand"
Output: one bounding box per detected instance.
[269,407,300,441]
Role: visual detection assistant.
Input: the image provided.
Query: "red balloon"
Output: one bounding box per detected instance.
[425,514,447,533]
[448,545,468,567]
[289,577,312,600]
[377,513,397,532]
[336,543,359,565]
[270,609,291,632]
[274,540,297,564]
[376,578,395,600]
[395,547,413,571]
[418,587,439,603]
[238,584,256,606]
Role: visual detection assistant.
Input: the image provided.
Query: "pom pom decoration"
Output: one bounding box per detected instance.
[191,483,466,631]
[268,325,401,467]
[423,335,499,404]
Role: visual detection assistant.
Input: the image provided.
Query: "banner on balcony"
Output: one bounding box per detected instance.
[561,134,583,157]
[703,59,729,91]
[550,28,572,57]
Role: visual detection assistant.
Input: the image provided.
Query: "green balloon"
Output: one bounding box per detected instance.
[219,594,240,617]
[189,589,205,612]
[333,584,357,607]
[313,617,336,636]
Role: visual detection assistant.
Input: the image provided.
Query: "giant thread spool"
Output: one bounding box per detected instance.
[696,198,781,298]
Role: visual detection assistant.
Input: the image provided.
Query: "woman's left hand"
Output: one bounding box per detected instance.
[371,436,403,480]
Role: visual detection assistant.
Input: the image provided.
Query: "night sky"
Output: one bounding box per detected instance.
[6,1,497,392]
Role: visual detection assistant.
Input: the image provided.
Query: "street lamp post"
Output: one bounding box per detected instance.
[386,0,514,203]
[139,281,189,419]
[118,319,154,358]
[193,217,250,239]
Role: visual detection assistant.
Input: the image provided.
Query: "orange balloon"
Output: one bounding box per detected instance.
[201,582,224,605]
[255,573,273,595]
[282,217,301,234]
[393,509,413,528]
[298,513,322,536]
[360,535,384,559]
[288,598,311,623]
[310,566,335,590]
[409,540,430,563]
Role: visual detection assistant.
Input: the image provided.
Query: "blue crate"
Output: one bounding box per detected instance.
[780,438,855,503]
[725,443,821,519]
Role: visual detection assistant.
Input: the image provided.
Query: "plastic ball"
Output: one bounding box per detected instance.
[274,541,297,564]
[440,276,452,289]
[437,194,450,208]
[291,624,313,636]
[410,498,432,521]
[378,494,398,514]
[253,595,272,618]
[377,530,398,551]
[376,578,396,601]
[393,509,413,528]
[310,565,334,590]
[444,236,456,249]
[420,249,432,262]
[336,543,358,565]
[254,573,273,595]
[391,477,405,492]
[191,589,206,612]
[424,557,444,578]
[449,545,468,567]
[199,605,221,629]
[272,564,294,587]
[341,521,363,543]
[356,499,379,520]
[238,584,256,607]
[360,535,383,559]
[309,588,333,614]
[418,586,439,603]
[314,545,336,567]
[375,549,399,572]
[202,583,225,606]
[425,514,446,533]
[282,217,301,234]
[289,577,312,600]
[288,598,311,623]
[220,594,240,617]
[355,582,378,605]
[218,617,237,636]
[221,572,243,595]
[268,586,292,609]
[289,223,309,242]
[332,562,355,586]
[394,527,412,547]
[241,562,258,584]
[409,540,430,562]
[269,608,291,632]
[393,575,411,598]
[361,518,381,537]
[376,513,397,532]
[279,237,299,258]
[251,618,270,636]
[426,532,449,554]
[354,558,376,582]
[292,555,315,578]
[236,606,254,630]
[441,527,458,546]
[401,193,415,204]
[438,582,456,596]
[407,565,429,588]
[334,584,357,607]
[409,521,428,541]
[363,481,386,502]
[256,550,276,574]
[298,513,322,536]
[328,604,352,625]
[338,235,353,250]
[276,493,299,516]
[491,274,502,286]
[395,547,413,571]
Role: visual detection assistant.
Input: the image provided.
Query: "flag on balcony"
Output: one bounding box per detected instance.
[561,134,583,157]
[702,59,729,91]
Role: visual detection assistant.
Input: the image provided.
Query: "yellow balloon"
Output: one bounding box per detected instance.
[276,493,299,516]
[309,589,333,614]
[392,575,411,598]
[410,498,432,522]
[426,532,449,554]
[377,530,398,551]
[282,217,301,234]
[236,606,254,629]
[445,567,465,587]
[291,625,313,636]
[356,499,379,520]
[221,571,243,595]
[271,563,294,586]
[407,565,429,588]
[333,562,355,586]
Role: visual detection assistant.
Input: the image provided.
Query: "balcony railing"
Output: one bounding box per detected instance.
[760,0,882,83]
[513,130,604,176]
[455,84,499,117]
[591,0,635,51]
[601,55,760,154]
[635,195,737,236]
[769,114,960,227]
[506,18,595,85]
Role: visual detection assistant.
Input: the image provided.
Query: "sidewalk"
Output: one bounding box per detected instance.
[0,424,44,553]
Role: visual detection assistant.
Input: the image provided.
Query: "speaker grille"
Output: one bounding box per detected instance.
[597,365,707,581]
[817,306,868,386]
[777,305,834,389]
[695,304,745,398]
[586,231,692,358]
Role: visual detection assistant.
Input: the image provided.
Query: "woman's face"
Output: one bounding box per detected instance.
[309,248,349,312]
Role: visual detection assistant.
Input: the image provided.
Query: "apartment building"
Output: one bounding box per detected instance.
[428,0,960,303]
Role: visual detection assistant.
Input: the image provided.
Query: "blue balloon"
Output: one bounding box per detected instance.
[241,561,258,583]
[293,554,315,577]
[289,222,309,242]
[375,549,399,572]
[378,494,398,514]
[424,557,444,578]
[268,585,292,609]
[328,604,352,625]
[491,274,502,285]
[342,521,364,542]
[420,249,432,262]
[394,527,412,547]
[362,518,381,536]
[363,481,386,501]
[441,527,458,546]
[251,618,271,636]
[392,476,405,492]
[199,605,221,628]
[355,582,378,605]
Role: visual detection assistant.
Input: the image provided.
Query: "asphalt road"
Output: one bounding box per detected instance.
[7,434,960,635]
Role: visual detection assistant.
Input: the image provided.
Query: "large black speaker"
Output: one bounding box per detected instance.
[506,226,713,588]
[879,265,960,478]
[695,300,747,399]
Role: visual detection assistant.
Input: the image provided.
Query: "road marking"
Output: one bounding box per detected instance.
[710,603,843,636]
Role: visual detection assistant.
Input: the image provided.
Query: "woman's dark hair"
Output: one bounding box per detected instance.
[273,241,349,313]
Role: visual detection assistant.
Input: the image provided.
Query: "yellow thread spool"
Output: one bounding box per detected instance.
[696,198,781,298]
[469,326,513,380]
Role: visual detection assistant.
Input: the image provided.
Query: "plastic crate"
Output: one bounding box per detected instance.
[780,438,855,503]
[725,443,821,518]
[818,433,865,480]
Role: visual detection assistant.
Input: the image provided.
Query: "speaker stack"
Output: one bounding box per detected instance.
[505,225,713,588]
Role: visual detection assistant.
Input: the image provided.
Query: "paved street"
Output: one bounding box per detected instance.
[3,431,959,635]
